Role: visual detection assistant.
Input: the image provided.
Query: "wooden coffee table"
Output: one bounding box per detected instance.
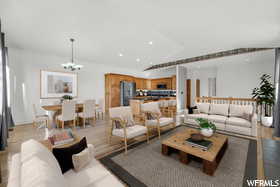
[162,128,228,176]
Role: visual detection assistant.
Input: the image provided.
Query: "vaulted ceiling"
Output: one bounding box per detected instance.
[0,0,280,70]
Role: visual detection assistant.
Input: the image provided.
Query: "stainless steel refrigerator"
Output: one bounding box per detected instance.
[120,81,136,106]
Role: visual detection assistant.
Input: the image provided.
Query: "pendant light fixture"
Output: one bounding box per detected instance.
[61,38,83,71]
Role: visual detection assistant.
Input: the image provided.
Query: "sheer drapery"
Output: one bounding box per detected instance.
[0,22,15,151]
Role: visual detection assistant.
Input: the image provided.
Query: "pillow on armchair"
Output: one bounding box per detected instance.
[146,112,161,120]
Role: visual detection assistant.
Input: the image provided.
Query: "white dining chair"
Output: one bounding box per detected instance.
[96,98,105,120]
[32,104,49,129]
[78,99,96,128]
[56,100,77,129]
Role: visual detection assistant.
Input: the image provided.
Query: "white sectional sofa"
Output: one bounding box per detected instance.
[184,102,257,136]
[7,139,124,187]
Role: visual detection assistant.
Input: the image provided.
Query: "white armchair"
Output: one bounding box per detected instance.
[141,102,175,138]
[109,106,149,154]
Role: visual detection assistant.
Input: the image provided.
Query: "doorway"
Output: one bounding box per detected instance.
[196,79,200,97]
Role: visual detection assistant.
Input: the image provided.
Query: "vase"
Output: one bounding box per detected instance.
[262,116,273,127]
[200,128,214,137]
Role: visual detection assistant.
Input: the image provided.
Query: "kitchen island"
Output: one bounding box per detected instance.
[130,96,176,122]
[131,96,176,102]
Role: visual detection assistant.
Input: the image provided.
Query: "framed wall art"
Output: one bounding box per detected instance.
[40,70,78,98]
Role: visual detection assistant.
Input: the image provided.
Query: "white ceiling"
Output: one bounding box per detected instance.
[0,0,280,70]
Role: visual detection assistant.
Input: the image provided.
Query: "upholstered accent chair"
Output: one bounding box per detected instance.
[78,100,96,128]
[109,106,149,154]
[141,102,175,138]
[56,100,77,129]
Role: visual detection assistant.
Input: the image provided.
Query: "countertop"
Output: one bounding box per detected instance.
[131,96,176,101]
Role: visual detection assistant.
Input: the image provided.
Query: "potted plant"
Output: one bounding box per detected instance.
[61,95,73,103]
[252,74,275,127]
[195,118,216,137]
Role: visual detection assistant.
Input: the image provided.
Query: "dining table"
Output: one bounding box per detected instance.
[42,103,99,127]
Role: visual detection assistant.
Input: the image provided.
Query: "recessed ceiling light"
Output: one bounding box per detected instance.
[149,41,153,45]
[119,53,123,57]
[150,62,153,65]
[136,58,140,62]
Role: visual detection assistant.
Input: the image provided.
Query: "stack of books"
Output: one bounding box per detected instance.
[48,130,74,146]
[185,138,213,151]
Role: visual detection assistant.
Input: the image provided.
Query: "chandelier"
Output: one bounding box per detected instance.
[61,38,83,71]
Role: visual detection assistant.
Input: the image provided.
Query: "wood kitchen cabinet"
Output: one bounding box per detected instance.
[135,78,150,90]
[105,73,176,112]
[172,75,176,90]
[135,78,142,89]
[105,73,134,112]
[150,77,172,90]
[145,79,151,90]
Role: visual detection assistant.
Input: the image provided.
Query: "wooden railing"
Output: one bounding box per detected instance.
[195,97,256,106]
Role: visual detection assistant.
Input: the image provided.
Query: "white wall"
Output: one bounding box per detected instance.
[187,67,217,99]
[9,48,143,125]
[181,49,275,106]
[216,50,275,97]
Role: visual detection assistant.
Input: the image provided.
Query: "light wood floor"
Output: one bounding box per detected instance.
[0,117,278,187]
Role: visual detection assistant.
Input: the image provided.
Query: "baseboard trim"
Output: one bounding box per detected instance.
[15,121,33,126]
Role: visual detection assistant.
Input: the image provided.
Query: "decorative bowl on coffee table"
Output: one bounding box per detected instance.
[190,133,203,142]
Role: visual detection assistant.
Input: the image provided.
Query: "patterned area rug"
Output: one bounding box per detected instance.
[100,126,256,187]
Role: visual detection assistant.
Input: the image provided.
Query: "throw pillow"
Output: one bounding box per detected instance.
[53,137,87,173]
[114,120,122,129]
[188,106,198,114]
[196,102,210,114]
[72,148,91,172]
[146,112,156,120]
[210,104,229,116]
[242,112,253,122]
[193,109,200,114]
